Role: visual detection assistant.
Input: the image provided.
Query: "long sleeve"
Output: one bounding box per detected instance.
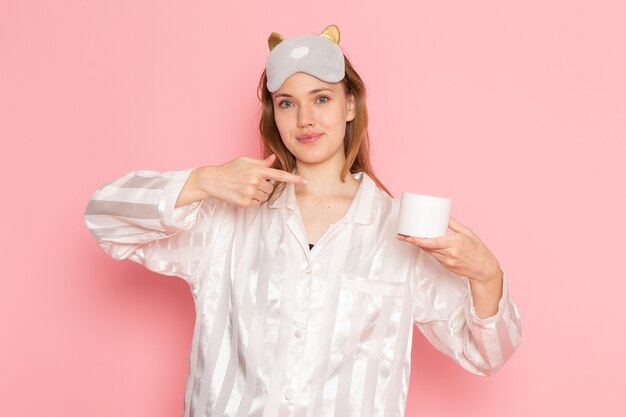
[83,168,221,287]
[412,248,522,376]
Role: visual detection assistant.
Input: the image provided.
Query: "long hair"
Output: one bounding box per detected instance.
[257,54,393,203]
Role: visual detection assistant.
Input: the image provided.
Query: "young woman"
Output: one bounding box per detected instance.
[84,24,522,417]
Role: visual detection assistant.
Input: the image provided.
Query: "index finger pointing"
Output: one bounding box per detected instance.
[261,167,308,185]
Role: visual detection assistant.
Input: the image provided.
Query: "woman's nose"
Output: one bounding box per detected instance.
[297,105,314,128]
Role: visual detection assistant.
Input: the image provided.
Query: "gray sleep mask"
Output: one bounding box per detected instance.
[265,24,345,93]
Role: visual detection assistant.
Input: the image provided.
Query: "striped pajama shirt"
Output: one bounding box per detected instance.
[83,168,522,417]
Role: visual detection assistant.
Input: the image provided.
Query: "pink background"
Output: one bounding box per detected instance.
[1,1,624,416]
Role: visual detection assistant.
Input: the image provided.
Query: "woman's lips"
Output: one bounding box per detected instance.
[296,133,322,144]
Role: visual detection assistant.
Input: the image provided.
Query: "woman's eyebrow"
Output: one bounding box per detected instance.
[274,88,334,99]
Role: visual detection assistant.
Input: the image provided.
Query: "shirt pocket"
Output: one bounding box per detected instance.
[330,273,406,362]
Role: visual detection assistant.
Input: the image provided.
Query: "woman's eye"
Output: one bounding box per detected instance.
[278,97,328,108]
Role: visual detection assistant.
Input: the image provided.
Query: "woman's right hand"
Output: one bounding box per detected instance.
[175,154,307,208]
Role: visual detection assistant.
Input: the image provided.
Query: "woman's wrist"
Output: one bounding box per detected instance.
[174,166,212,208]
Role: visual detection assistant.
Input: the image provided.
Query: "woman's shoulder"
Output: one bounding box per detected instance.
[359,172,396,200]
[358,172,399,221]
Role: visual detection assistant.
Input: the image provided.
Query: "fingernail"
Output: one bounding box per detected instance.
[302,178,308,184]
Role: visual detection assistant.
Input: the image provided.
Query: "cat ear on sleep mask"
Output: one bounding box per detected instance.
[265,24,346,93]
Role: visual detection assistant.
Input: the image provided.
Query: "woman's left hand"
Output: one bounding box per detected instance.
[397,216,502,284]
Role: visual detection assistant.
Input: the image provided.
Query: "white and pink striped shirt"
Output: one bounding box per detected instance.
[84,168,522,417]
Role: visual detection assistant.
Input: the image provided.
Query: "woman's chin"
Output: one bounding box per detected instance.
[293,152,332,165]
[287,143,344,166]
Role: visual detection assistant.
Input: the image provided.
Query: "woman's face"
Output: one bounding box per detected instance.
[271,72,355,166]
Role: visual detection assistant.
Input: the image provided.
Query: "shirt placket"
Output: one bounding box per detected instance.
[281,257,313,413]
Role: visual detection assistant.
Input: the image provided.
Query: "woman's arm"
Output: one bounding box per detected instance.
[83,167,219,286]
[411,248,522,376]
[83,155,307,286]
[403,217,522,376]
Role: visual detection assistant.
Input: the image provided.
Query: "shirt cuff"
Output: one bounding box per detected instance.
[467,271,510,327]
[157,168,204,233]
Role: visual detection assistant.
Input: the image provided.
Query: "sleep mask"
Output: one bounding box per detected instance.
[265,24,345,93]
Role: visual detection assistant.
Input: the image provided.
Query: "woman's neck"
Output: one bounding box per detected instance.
[294,157,359,197]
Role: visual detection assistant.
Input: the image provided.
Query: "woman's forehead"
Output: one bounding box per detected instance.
[272,72,341,97]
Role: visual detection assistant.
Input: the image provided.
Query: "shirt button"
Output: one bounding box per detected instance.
[285,388,295,401]
[295,329,303,339]
[305,265,312,274]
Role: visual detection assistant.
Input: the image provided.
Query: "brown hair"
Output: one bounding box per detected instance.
[257,54,392,203]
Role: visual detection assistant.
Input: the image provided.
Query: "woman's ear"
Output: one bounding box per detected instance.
[346,94,356,122]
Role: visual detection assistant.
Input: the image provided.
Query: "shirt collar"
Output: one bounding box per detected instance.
[268,171,377,225]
